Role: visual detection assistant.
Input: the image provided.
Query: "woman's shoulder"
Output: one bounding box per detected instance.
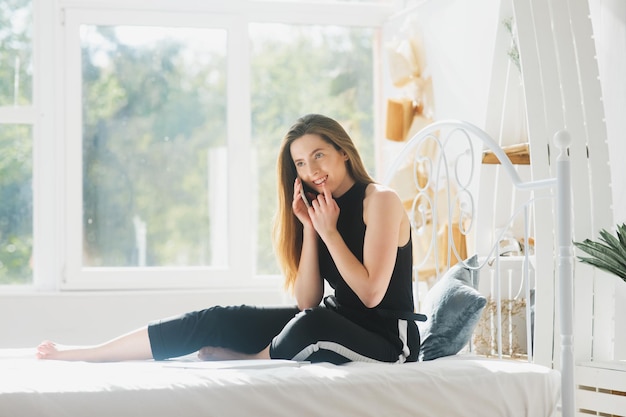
[364,182,400,197]
[363,183,403,209]
[363,183,410,243]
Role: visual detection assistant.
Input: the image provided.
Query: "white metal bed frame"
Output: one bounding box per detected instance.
[383,119,574,416]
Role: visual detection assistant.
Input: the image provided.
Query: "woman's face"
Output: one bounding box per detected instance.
[290,134,354,198]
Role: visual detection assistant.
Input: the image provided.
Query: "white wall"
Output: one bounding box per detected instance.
[589,0,626,359]
[590,0,626,225]
[0,289,288,348]
[379,0,499,175]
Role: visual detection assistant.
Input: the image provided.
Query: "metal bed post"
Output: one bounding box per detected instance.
[555,130,575,417]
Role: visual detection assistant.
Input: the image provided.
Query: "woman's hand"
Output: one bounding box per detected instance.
[292,178,313,227]
[308,184,340,242]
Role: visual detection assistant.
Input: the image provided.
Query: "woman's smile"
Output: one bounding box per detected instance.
[312,176,328,186]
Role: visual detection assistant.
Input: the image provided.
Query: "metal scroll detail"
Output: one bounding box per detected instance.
[405,128,476,282]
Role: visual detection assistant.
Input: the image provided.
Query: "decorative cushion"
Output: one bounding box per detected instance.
[419,255,486,361]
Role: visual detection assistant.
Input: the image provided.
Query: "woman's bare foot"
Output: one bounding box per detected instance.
[35,328,153,362]
[36,340,58,359]
[197,345,270,361]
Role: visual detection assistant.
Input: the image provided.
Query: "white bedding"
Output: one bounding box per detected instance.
[0,348,560,417]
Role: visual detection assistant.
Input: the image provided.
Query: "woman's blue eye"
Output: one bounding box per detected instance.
[314,152,323,159]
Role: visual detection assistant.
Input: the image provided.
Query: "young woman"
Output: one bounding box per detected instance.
[36,114,421,364]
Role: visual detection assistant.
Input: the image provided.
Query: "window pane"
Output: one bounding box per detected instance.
[0,124,33,284]
[0,0,33,106]
[81,25,228,267]
[250,23,376,275]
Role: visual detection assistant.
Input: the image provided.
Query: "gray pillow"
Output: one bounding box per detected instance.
[419,255,486,361]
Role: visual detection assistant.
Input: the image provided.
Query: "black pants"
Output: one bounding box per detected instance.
[147,304,419,364]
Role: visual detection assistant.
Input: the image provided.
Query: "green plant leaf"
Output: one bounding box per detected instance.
[576,256,626,281]
[598,229,626,265]
[573,240,626,273]
[574,225,626,283]
[617,223,626,247]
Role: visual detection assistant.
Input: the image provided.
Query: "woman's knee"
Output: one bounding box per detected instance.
[289,307,336,333]
[270,307,341,359]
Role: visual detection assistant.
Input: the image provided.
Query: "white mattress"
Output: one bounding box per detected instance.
[0,348,560,417]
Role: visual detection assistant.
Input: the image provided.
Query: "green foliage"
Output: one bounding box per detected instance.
[81,26,224,267]
[502,17,520,74]
[0,0,33,106]
[0,0,34,283]
[573,223,626,283]
[0,124,33,284]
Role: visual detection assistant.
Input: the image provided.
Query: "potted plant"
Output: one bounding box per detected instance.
[573,223,626,283]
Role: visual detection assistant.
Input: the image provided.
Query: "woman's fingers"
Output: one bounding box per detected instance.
[322,183,332,203]
[312,184,334,211]
[293,178,302,202]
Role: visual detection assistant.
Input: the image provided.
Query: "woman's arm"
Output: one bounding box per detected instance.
[293,225,324,309]
[292,178,324,310]
[313,184,405,308]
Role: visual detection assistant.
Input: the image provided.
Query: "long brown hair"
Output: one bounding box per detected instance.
[272,114,375,290]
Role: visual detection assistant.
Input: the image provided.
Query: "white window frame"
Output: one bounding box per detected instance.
[62,8,255,289]
[28,0,393,291]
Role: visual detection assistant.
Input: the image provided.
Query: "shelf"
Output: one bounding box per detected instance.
[482,143,530,165]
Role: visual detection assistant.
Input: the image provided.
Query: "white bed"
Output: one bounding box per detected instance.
[0,349,559,417]
[0,120,573,417]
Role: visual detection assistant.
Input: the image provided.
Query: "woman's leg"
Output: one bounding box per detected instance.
[36,327,153,362]
[148,304,299,361]
[270,307,417,364]
[37,304,299,362]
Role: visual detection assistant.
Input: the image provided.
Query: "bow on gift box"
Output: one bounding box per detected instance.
[385,32,435,142]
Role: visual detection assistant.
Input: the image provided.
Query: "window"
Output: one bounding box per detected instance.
[63,10,245,288]
[0,0,34,285]
[3,1,391,290]
[79,25,228,268]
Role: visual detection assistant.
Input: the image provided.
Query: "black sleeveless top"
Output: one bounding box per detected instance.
[318,182,417,337]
